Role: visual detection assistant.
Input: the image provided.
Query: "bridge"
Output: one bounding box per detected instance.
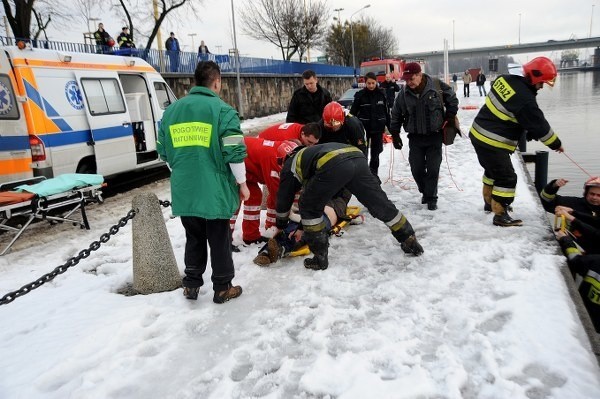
[396,36,600,75]
[397,36,600,61]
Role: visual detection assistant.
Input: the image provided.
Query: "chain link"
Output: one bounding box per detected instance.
[0,208,138,306]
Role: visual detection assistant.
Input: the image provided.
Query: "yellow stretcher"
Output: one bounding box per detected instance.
[289,206,362,257]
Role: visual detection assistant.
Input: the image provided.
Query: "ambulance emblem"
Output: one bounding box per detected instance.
[65,80,84,110]
[0,81,14,115]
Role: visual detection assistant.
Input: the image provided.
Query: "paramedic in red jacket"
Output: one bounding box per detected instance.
[258,122,321,146]
[230,138,298,244]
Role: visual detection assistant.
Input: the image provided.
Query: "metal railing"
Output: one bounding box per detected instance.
[0,36,354,76]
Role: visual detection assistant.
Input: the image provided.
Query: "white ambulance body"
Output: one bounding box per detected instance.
[0,45,177,184]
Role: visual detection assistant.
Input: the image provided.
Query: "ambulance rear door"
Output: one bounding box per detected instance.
[0,49,31,184]
[74,70,136,176]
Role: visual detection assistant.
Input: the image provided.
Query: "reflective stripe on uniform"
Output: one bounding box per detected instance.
[485,93,518,123]
[583,270,600,304]
[223,134,244,147]
[385,212,407,232]
[492,185,516,198]
[303,217,326,232]
[169,122,212,148]
[540,190,555,202]
[540,129,559,147]
[316,147,363,169]
[470,122,518,151]
[243,205,261,212]
[482,175,494,186]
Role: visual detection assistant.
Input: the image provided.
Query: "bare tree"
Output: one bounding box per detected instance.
[2,0,36,39]
[113,0,202,50]
[239,0,329,61]
[1,0,74,41]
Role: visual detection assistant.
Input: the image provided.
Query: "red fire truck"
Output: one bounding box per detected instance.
[358,58,425,85]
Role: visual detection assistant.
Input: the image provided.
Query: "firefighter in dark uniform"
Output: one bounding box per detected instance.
[275,142,424,270]
[556,230,600,332]
[541,177,600,254]
[318,101,367,156]
[469,56,564,226]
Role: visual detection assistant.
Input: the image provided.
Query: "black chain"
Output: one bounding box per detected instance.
[159,199,171,208]
[0,208,137,306]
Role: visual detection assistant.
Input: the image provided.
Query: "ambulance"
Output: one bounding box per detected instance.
[0,44,178,185]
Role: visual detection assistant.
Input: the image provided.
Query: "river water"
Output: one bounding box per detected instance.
[526,70,600,196]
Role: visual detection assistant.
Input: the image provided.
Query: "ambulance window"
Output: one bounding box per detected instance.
[81,78,126,115]
[0,75,20,120]
[154,82,176,110]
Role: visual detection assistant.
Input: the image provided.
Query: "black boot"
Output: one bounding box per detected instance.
[491,200,522,227]
[303,229,329,270]
[391,219,424,256]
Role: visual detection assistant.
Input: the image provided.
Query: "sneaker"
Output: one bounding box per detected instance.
[243,237,269,245]
[427,202,437,211]
[183,286,200,300]
[213,283,243,304]
[400,235,424,256]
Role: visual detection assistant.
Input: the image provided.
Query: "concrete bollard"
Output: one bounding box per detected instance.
[132,192,181,294]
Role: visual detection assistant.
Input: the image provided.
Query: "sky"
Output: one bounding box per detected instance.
[28,0,600,62]
[1,89,600,398]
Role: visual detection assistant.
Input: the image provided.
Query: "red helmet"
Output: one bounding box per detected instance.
[523,57,557,87]
[276,140,299,160]
[584,176,600,195]
[322,102,345,129]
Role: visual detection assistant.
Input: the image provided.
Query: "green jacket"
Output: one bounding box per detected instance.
[157,86,246,219]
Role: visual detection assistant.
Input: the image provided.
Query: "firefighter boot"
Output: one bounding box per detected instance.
[303,230,329,270]
[391,219,424,256]
[491,200,523,227]
[483,184,492,212]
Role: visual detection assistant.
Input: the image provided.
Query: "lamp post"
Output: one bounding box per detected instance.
[590,4,595,38]
[187,33,197,51]
[518,13,521,44]
[333,8,344,24]
[452,19,455,50]
[350,4,370,79]
[231,0,244,119]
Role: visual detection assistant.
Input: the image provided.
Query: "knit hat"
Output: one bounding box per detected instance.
[401,62,422,81]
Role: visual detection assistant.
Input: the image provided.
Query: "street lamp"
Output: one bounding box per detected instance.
[231,0,244,118]
[518,13,521,45]
[350,4,370,79]
[188,33,197,51]
[590,4,595,38]
[333,8,344,24]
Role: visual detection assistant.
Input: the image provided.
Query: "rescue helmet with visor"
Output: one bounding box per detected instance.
[322,101,345,129]
[523,57,557,87]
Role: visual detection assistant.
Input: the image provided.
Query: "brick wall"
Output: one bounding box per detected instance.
[162,74,355,119]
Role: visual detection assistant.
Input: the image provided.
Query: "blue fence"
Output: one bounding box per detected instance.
[0,36,353,76]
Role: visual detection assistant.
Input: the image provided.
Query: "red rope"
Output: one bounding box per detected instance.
[443,144,463,191]
[562,151,594,178]
[383,143,413,188]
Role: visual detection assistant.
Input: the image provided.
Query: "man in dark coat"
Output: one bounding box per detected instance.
[390,62,459,211]
[165,32,180,72]
[379,73,400,114]
[286,69,332,124]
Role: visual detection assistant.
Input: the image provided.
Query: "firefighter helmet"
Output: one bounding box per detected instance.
[276,140,299,160]
[322,102,345,129]
[583,176,600,195]
[523,57,557,87]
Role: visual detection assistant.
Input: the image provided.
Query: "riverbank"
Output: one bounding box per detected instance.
[1,96,599,398]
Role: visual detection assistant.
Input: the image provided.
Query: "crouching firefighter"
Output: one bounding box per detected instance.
[275,142,424,270]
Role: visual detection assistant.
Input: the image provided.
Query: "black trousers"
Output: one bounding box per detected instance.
[180,217,234,292]
[408,133,443,203]
[472,143,517,206]
[366,132,384,175]
[299,157,400,228]
[464,83,470,97]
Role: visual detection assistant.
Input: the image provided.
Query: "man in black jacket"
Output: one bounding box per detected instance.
[276,143,424,270]
[286,70,332,124]
[470,57,563,226]
[350,72,390,177]
[390,62,459,211]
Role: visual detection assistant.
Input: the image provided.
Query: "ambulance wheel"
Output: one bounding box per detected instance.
[77,159,97,174]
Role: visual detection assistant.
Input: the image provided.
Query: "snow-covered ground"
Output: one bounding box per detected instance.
[1,96,599,399]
